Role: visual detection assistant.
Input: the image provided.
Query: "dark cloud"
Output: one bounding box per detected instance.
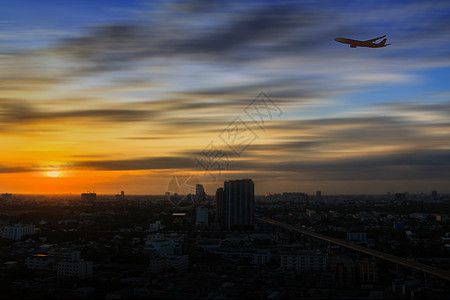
[177,5,318,56]
[0,98,154,124]
[2,147,449,182]
[249,141,326,152]
[177,78,328,100]
[0,166,33,174]
[47,0,450,77]
[50,109,152,122]
[374,101,450,115]
[73,157,193,171]
[232,149,450,181]
[52,1,334,74]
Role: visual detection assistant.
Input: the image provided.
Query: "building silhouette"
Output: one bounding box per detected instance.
[216,179,254,231]
[81,192,96,202]
[215,187,224,224]
[115,190,125,200]
[195,184,206,203]
[196,207,209,230]
[1,193,12,201]
[316,190,322,202]
[432,190,438,201]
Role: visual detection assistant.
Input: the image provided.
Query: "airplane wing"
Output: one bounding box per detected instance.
[363,35,386,42]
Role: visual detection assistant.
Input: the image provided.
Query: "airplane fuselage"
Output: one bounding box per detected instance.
[334,37,389,48]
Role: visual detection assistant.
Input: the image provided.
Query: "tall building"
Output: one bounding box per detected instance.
[195,184,206,203]
[316,191,322,202]
[395,193,406,202]
[216,179,254,231]
[215,187,224,224]
[196,207,209,229]
[432,190,438,201]
[393,220,405,230]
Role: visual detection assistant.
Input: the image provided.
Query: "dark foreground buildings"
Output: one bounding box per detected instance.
[81,192,96,202]
[216,179,254,231]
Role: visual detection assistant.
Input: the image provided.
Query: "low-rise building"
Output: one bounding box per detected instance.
[47,249,80,261]
[358,259,378,283]
[280,251,327,272]
[148,257,167,273]
[167,255,189,273]
[346,232,367,241]
[328,255,356,286]
[147,233,184,254]
[252,250,271,265]
[57,259,93,279]
[26,254,55,270]
[144,239,175,256]
[148,255,189,273]
[149,221,163,232]
[1,224,35,240]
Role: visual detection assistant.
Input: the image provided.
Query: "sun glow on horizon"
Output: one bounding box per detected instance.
[46,171,61,178]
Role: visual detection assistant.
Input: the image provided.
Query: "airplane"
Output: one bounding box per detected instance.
[334,35,390,48]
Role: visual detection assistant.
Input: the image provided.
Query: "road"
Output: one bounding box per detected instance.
[256,217,450,282]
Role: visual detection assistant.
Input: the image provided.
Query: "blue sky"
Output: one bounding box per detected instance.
[1,0,450,194]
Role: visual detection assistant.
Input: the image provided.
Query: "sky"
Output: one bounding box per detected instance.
[1,0,450,195]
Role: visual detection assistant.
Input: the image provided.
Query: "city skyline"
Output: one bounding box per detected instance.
[2,0,450,195]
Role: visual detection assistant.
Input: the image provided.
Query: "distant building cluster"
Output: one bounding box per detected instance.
[0,180,448,299]
[143,233,190,273]
[81,192,96,202]
[282,192,309,203]
[1,193,13,202]
[115,190,126,200]
[25,248,93,279]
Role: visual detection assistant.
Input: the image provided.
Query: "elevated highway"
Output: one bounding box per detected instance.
[256,217,450,281]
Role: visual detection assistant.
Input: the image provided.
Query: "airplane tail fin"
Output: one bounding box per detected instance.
[378,38,387,46]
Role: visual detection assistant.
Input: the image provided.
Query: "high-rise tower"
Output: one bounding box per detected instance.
[216,179,254,231]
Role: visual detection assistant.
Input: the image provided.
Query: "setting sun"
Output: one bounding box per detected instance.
[46,171,61,178]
